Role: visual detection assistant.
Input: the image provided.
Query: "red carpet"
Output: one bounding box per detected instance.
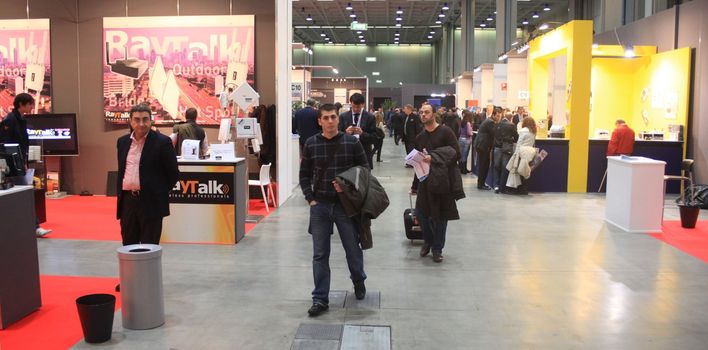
[650,221,708,263]
[0,275,120,350]
[43,196,273,242]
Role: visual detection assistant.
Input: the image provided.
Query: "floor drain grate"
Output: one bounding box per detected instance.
[294,324,343,340]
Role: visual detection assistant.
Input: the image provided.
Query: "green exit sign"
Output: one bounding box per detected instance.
[350,23,368,31]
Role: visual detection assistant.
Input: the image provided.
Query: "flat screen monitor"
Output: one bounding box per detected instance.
[0,143,26,177]
[25,113,79,156]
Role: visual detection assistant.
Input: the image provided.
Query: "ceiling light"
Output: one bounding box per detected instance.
[396,23,402,27]
[306,14,312,21]
[494,11,497,15]
[430,30,435,34]
[458,75,463,79]
[396,16,402,22]
[308,49,313,55]
[359,35,364,39]
[474,67,481,73]
[352,19,358,24]
[511,41,518,46]
[435,19,442,24]
[450,78,455,83]
[302,46,309,52]
[522,18,529,25]
[624,45,635,58]
[320,31,326,37]
[357,31,362,34]
[592,43,599,48]
[346,3,353,11]
[442,3,449,10]
[517,44,530,54]
[480,23,487,28]
[399,82,403,86]
[396,7,403,14]
[543,4,551,11]
[427,35,433,39]
[333,68,339,74]
[350,12,356,18]
[487,15,493,21]
[438,11,445,18]
[360,39,365,43]
[539,23,549,30]
[376,80,382,83]
[395,31,400,36]
[498,54,508,61]
[532,12,539,19]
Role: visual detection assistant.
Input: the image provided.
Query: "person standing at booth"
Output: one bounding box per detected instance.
[116,104,179,246]
[339,93,376,169]
[607,119,635,156]
[300,103,370,317]
[170,108,208,157]
[474,108,499,190]
[0,93,52,237]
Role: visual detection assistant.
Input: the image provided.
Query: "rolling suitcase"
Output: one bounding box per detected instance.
[404,193,423,240]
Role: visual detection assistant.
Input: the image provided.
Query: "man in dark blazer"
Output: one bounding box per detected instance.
[401,104,423,156]
[339,93,376,169]
[473,108,499,190]
[116,104,179,246]
[295,99,321,151]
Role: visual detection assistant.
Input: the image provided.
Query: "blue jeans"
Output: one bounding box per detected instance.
[417,214,447,254]
[309,201,366,305]
[458,137,472,163]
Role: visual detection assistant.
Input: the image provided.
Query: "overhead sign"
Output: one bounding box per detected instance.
[350,23,368,31]
[102,15,255,125]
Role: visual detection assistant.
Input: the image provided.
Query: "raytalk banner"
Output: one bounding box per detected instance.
[102,15,254,125]
[0,19,51,117]
[169,171,234,205]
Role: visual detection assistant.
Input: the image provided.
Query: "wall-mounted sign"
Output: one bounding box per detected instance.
[102,15,255,125]
[350,23,368,31]
[0,19,51,116]
[518,91,530,100]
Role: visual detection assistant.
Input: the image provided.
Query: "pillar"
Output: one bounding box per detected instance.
[496,0,517,56]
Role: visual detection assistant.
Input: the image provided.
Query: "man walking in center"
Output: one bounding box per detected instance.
[117,104,179,246]
[411,103,464,263]
[300,103,370,317]
[339,93,376,169]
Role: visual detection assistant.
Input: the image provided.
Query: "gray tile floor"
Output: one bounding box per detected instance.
[41,136,708,349]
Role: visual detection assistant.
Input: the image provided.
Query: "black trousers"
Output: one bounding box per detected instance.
[373,138,383,162]
[120,191,163,245]
[476,148,491,188]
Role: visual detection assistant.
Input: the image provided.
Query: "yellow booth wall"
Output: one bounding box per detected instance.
[590,48,690,144]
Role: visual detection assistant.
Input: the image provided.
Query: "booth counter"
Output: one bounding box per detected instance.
[162,158,247,244]
[526,138,569,192]
[0,186,41,329]
[587,139,683,193]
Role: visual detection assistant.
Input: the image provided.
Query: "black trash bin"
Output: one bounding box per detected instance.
[76,294,116,343]
[678,204,700,229]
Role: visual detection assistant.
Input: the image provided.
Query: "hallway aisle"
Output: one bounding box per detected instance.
[27,137,708,349]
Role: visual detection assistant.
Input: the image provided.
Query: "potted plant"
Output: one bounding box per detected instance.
[676,185,701,228]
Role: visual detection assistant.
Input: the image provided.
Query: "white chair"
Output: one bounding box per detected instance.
[248,163,276,213]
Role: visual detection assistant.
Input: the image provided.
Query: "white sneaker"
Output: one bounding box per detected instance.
[36,227,52,237]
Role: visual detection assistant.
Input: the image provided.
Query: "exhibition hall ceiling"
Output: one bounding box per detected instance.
[293,0,570,44]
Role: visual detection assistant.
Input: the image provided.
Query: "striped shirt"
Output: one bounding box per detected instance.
[299,132,369,203]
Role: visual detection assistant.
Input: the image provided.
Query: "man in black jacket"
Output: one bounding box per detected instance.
[295,99,321,151]
[401,104,423,157]
[473,109,499,190]
[0,93,52,237]
[300,103,370,317]
[116,104,179,246]
[493,113,519,193]
[339,93,376,169]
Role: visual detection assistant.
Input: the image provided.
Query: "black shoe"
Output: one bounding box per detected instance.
[432,252,444,263]
[419,243,431,257]
[115,284,120,292]
[494,187,500,194]
[307,303,329,316]
[354,281,366,300]
[477,185,492,190]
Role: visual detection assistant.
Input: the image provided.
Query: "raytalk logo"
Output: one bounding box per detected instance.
[172,180,230,197]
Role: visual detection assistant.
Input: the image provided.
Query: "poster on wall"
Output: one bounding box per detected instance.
[0,19,51,116]
[102,15,254,126]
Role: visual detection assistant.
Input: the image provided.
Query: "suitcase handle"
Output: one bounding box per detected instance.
[408,192,416,209]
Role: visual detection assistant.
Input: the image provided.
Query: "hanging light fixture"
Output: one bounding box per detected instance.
[487,14,494,21]
[306,14,313,21]
[427,35,433,39]
[396,16,402,22]
[394,31,400,37]
[320,31,326,37]
[521,18,529,25]
[435,19,442,24]
[532,12,540,19]
[430,30,435,34]
[346,2,353,11]
[438,10,445,18]
[349,11,356,18]
[396,7,403,14]
[442,3,449,10]
[543,4,551,11]
[538,23,549,30]
[480,23,487,28]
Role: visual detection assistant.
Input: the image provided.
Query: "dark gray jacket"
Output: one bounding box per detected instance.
[428,146,465,200]
[335,166,390,249]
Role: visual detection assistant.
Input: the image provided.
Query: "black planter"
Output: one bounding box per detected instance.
[76,294,116,343]
[678,204,700,229]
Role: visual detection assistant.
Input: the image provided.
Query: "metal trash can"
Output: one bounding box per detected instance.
[116,244,164,330]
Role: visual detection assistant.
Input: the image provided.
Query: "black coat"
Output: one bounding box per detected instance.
[493,119,519,148]
[339,110,377,148]
[402,113,423,144]
[474,118,496,152]
[295,106,320,146]
[116,130,179,220]
[0,110,29,160]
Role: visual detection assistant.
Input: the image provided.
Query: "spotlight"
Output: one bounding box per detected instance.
[543,4,551,11]
[399,82,403,86]
[624,45,635,58]
[532,12,539,19]
[396,7,403,14]
[592,43,599,48]
[521,18,529,25]
[438,10,445,18]
[539,23,549,31]
[302,46,309,52]
[333,68,339,74]
[306,14,312,21]
[511,41,519,46]
[442,2,449,10]
[498,54,508,61]
[450,78,455,83]
[346,2,353,11]
[308,49,313,55]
